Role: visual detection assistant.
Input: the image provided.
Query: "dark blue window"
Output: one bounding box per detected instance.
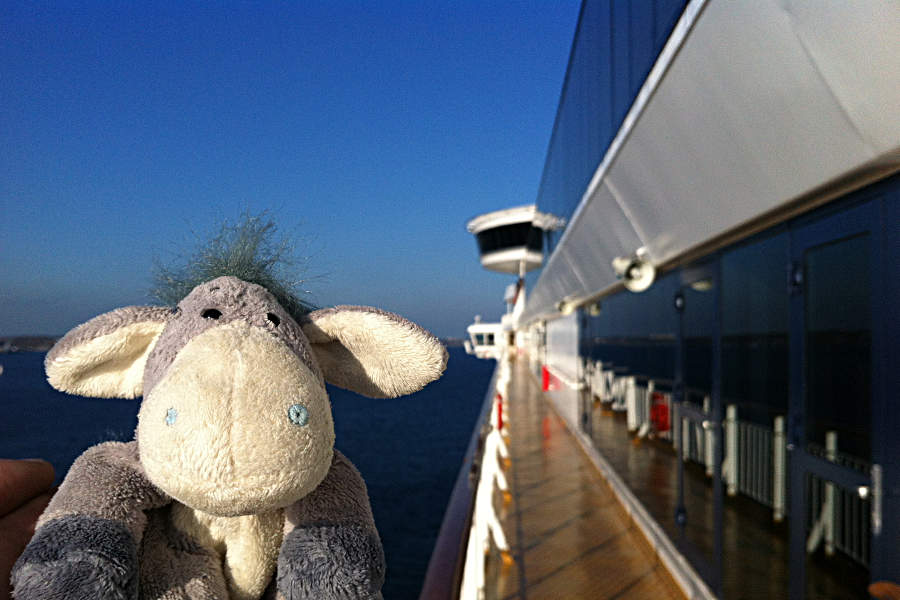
[533,0,688,261]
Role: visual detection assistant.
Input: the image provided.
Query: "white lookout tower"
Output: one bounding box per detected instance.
[463,205,564,359]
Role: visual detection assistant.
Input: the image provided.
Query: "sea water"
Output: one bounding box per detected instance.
[0,346,494,599]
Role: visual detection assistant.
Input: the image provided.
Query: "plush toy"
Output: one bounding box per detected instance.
[12,275,447,599]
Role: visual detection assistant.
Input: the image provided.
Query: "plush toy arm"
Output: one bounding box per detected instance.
[12,441,169,600]
[276,451,385,600]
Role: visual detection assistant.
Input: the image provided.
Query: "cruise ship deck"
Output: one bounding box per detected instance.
[482,357,684,600]
[433,2,899,596]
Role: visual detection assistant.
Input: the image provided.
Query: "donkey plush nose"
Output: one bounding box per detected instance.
[138,320,334,516]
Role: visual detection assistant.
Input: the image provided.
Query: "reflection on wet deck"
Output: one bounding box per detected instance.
[586,400,868,599]
[483,359,684,600]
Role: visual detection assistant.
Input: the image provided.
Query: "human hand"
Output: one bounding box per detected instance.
[870,581,900,600]
[0,459,54,600]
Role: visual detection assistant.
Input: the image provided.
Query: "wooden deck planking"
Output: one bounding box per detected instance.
[483,359,685,600]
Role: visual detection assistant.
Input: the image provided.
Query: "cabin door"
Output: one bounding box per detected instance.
[787,198,886,599]
[673,261,724,596]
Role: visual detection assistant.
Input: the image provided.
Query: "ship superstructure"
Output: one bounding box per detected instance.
[463,205,563,359]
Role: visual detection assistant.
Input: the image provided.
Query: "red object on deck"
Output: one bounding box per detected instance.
[541,365,550,391]
[496,393,504,431]
[650,392,670,432]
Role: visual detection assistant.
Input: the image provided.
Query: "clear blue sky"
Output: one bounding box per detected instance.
[1,2,579,339]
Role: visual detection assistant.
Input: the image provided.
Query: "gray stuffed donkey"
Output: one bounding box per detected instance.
[12,274,447,599]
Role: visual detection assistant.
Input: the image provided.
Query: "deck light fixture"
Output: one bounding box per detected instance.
[557,298,577,315]
[612,247,655,293]
[690,278,714,292]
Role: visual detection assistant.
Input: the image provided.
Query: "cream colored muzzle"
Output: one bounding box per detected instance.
[138,320,334,516]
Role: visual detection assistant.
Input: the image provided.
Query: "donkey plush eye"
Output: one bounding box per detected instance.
[202,309,222,320]
[266,313,280,327]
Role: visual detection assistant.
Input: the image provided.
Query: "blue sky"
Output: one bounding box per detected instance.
[1,2,579,338]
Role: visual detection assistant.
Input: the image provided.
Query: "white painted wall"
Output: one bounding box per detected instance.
[546,313,579,381]
[545,312,581,427]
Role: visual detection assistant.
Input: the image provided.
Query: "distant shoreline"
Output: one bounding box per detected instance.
[0,336,59,353]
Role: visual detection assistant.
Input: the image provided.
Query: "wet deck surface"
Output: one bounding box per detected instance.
[483,359,684,600]
[586,401,869,600]
[483,356,869,599]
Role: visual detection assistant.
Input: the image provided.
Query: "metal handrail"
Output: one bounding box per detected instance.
[419,365,500,600]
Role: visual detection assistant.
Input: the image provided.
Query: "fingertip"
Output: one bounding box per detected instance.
[0,459,56,516]
[20,459,55,482]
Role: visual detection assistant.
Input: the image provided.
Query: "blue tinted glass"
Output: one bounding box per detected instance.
[805,234,871,460]
[722,233,788,335]
[534,0,687,260]
[682,282,714,401]
[721,232,789,424]
[581,272,677,381]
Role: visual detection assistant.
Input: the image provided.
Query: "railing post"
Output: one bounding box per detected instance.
[643,380,654,434]
[824,431,836,556]
[612,375,626,411]
[703,395,714,475]
[806,430,837,555]
[773,415,786,522]
[626,376,638,431]
[725,404,738,496]
[638,380,654,439]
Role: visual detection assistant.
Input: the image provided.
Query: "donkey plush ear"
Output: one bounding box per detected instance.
[45,306,171,399]
[301,306,447,399]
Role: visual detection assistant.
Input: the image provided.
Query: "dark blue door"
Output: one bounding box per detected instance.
[673,260,724,596]
[787,196,888,599]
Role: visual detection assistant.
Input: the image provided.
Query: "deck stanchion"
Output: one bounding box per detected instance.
[704,396,714,476]
[611,375,626,411]
[725,404,738,496]
[600,366,613,403]
[626,376,638,431]
[773,416,786,522]
[825,431,836,556]
[807,430,837,555]
[637,380,654,439]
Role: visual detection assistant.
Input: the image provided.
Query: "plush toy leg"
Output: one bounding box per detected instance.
[10,441,169,600]
[12,515,138,600]
[276,523,385,600]
[276,451,385,600]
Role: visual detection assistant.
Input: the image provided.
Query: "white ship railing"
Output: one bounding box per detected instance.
[806,437,872,566]
[587,359,872,568]
[420,361,504,600]
[459,358,512,600]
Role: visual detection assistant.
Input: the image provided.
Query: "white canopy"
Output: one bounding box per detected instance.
[523,0,900,323]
